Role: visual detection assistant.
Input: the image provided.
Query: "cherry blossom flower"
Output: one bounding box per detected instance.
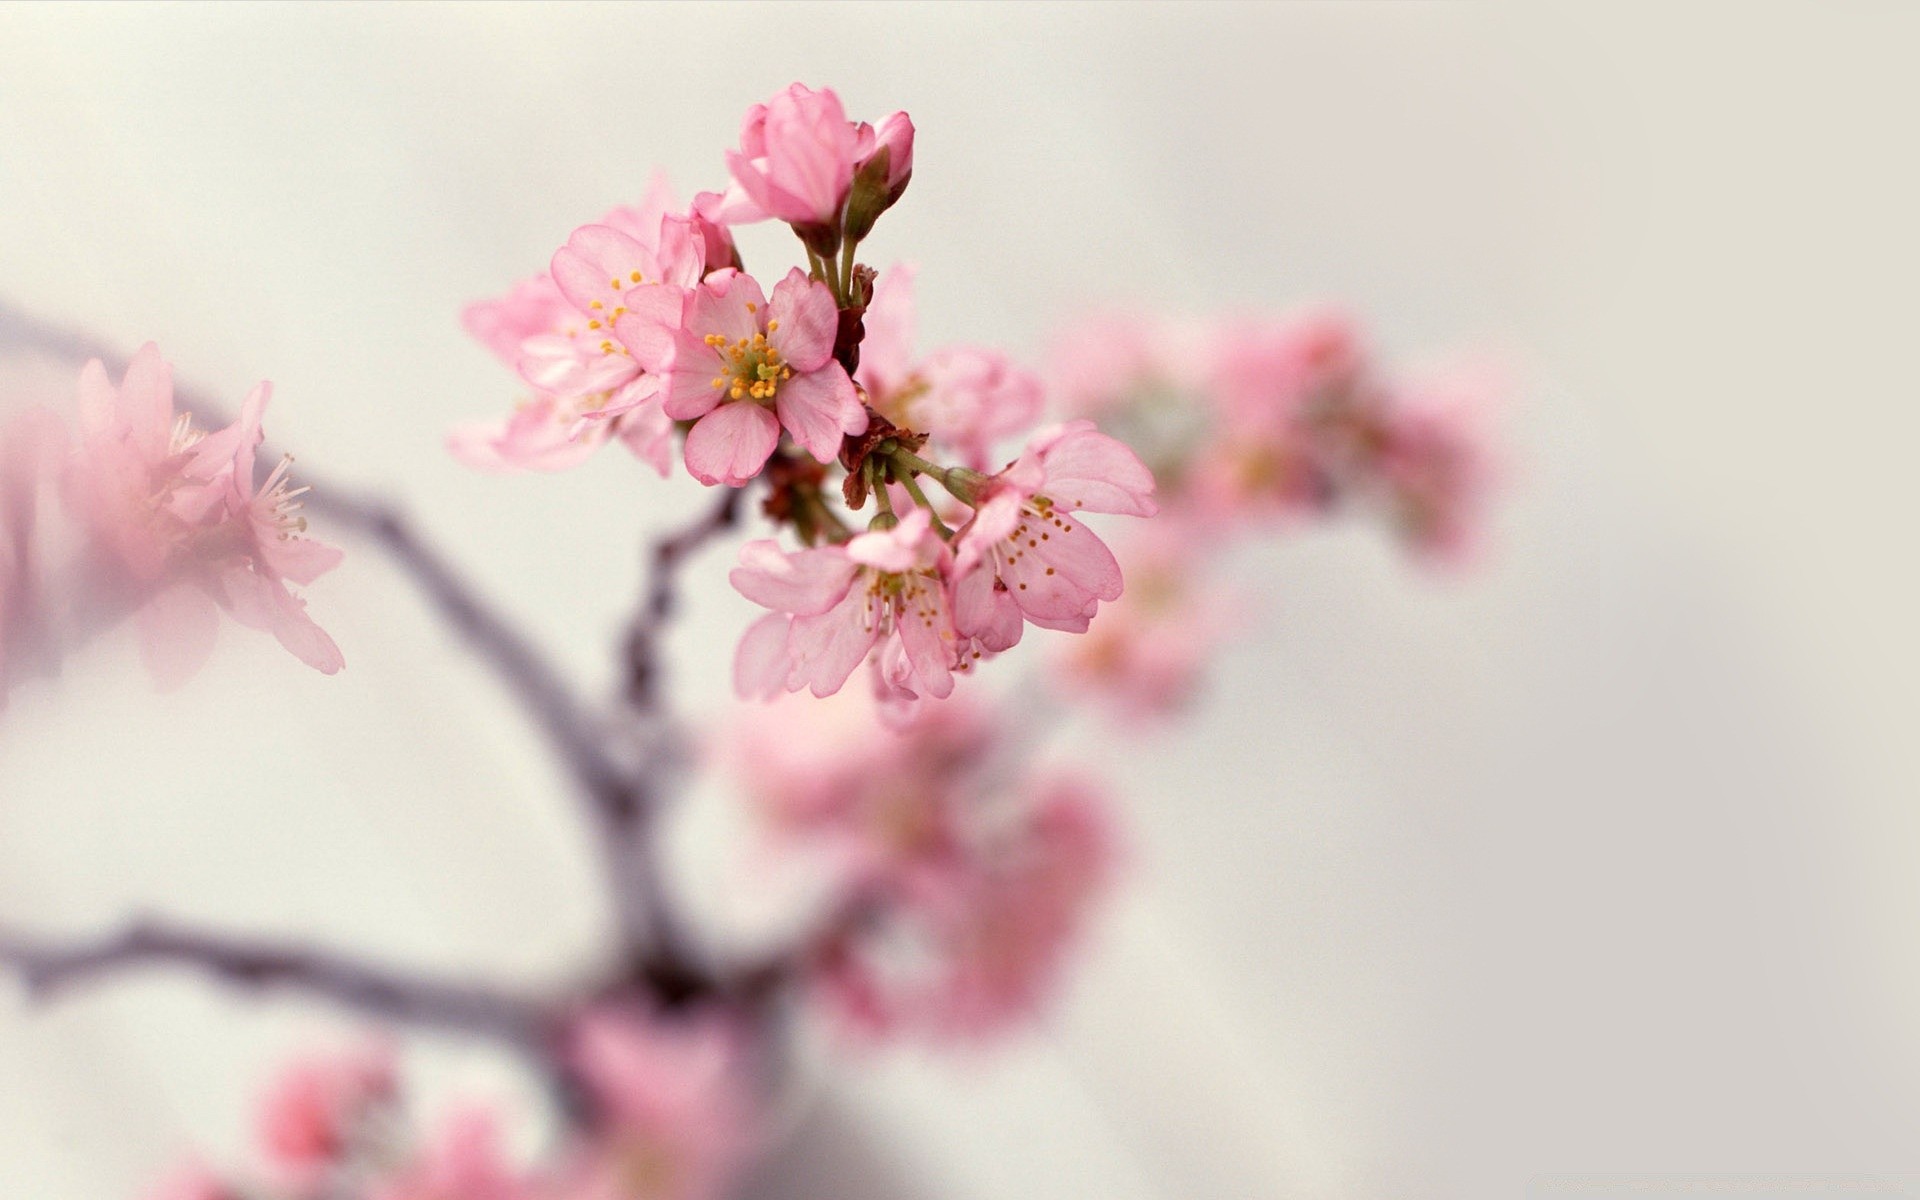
[1049,515,1232,722]
[454,182,715,477]
[732,507,957,702]
[560,1006,754,1200]
[650,268,865,486]
[1375,375,1493,567]
[858,265,1042,470]
[722,83,859,229]
[255,1040,397,1187]
[950,420,1156,651]
[373,1108,532,1200]
[62,345,343,686]
[815,775,1116,1042]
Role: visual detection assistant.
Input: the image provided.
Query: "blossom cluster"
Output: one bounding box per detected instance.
[147,1009,752,1200]
[729,692,1114,1042]
[0,343,342,700]
[1045,308,1494,720]
[455,83,1158,715]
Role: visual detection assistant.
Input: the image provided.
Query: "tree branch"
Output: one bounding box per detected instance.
[0,919,552,1053]
[622,487,744,712]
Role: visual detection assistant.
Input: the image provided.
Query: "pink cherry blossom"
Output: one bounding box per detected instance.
[950,420,1156,651]
[814,775,1116,1042]
[1376,374,1493,568]
[723,83,859,228]
[560,1005,753,1200]
[732,507,959,702]
[373,1108,533,1200]
[858,266,1042,470]
[651,268,865,486]
[62,345,343,686]
[1049,515,1232,722]
[255,1040,396,1186]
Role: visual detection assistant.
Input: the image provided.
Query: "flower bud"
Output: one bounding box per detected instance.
[846,113,915,241]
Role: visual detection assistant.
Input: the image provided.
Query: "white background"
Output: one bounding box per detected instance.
[2,4,1917,1197]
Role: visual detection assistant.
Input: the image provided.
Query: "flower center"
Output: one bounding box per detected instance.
[707,326,791,404]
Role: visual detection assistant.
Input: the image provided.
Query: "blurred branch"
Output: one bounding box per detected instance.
[0,919,552,1052]
[623,487,744,711]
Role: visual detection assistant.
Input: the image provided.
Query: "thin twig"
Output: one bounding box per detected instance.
[623,487,744,712]
[0,919,552,1053]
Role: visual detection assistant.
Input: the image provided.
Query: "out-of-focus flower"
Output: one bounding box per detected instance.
[1049,514,1232,722]
[858,265,1042,471]
[372,1108,532,1200]
[651,268,864,486]
[950,419,1156,650]
[63,345,343,686]
[733,506,957,702]
[454,182,716,477]
[1375,375,1493,568]
[560,1006,754,1200]
[815,773,1117,1042]
[723,83,859,230]
[255,1040,396,1187]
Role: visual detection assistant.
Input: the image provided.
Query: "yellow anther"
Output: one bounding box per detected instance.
[629,270,642,282]
[746,301,758,313]
[767,319,780,332]
[599,340,613,352]
[711,376,727,389]
[588,320,602,329]
[589,300,603,310]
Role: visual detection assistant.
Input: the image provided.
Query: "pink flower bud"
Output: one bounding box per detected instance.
[724,83,858,229]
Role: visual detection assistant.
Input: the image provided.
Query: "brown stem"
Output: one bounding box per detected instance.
[0,919,553,1053]
[622,487,744,713]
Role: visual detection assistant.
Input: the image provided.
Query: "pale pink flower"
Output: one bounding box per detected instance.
[723,83,859,228]
[1208,307,1363,432]
[651,268,865,486]
[560,1006,753,1200]
[1049,515,1232,722]
[255,1041,396,1187]
[373,1108,532,1200]
[858,266,1042,470]
[732,507,958,702]
[62,346,343,686]
[950,420,1156,650]
[455,182,716,477]
[816,776,1116,1042]
[1376,375,1493,568]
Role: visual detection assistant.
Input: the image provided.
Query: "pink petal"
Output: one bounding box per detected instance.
[660,330,727,420]
[730,540,859,615]
[789,589,881,698]
[767,269,838,372]
[119,342,176,461]
[734,613,797,700]
[893,578,956,699]
[218,567,344,674]
[135,583,221,691]
[951,563,1024,652]
[682,403,779,487]
[613,399,676,478]
[690,270,764,347]
[551,225,655,315]
[773,364,862,463]
[856,264,917,395]
[1031,421,1158,516]
[612,283,687,373]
